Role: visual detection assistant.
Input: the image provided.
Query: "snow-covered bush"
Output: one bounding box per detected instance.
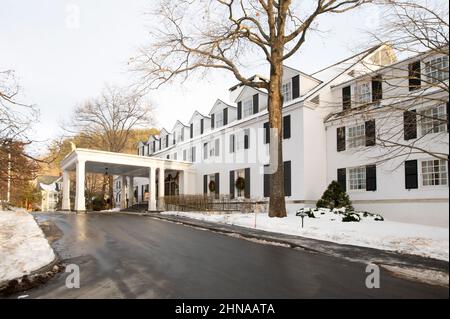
[316,181,353,211]
[342,213,361,222]
[296,207,384,223]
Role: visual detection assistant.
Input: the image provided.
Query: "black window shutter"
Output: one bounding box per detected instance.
[263,165,270,197]
[190,123,193,138]
[366,165,377,191]
[253,94,259,114]
[403,110,417,140]
[408,61,421,91]
[263,122,270,144]
[203,175,207,194]
[283,115,291,139]
[371,75,382,102]
[342,86,351,110]
[229,170,235,199]
[284,161,292,196]
[244,129,249,149]
[337,127,346,152]
[365,120,376,146]
[337,168,346,191]
[215,172,220,198]
[237,101,242,120]
[244,168,251,198]
[210,114,214,130]
[153,141,155,152]
[405,160,418,189]
[159,139,161,150]
[229,134,235,153]
[292,75,300,99]
[200,119,204,134]
[166,135,169,148]
[223,108,228,125]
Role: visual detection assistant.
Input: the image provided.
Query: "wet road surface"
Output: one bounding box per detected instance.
[18,213,449,298]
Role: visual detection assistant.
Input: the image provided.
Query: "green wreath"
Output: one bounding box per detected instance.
[235,177,245,191]
[208,180,216,192]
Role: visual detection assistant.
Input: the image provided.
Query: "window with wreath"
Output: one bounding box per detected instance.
[347,124,366,148]
[420,105,447,135]
[425,56,449,83]
[348,166,366,190]
[421,159,448,186]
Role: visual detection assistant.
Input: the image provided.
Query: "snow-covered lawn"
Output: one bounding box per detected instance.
[162,210,449,261]
[0,209,55,284]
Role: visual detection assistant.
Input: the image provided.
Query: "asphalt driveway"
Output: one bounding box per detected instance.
[16,212,449,298]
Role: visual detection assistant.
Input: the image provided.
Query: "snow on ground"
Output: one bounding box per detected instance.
[162,210,449,261]
[0,209,55,284]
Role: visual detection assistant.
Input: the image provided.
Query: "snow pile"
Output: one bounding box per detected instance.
[0,209,55,283]
[162,210,449,261]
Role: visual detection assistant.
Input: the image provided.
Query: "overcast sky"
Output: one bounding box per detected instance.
[1,0,388,153]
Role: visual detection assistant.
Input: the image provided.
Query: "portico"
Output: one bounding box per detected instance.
[60,148,196,212]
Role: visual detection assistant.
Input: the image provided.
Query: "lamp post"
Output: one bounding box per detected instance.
[296,210,308,228]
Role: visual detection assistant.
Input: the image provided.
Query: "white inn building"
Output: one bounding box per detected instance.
[61,45,448,227]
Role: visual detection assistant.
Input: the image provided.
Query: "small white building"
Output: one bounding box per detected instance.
[37,176,62,212]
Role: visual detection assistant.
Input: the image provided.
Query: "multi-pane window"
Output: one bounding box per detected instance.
[243,99,253,117]
[421,105,447,135]
[282,82,292,103]
[357,82,371,104]
[425,56,449,83]
[421,159,448,186]
[215,112,223,128]
[347,124,366,148]
[348,166,366,190]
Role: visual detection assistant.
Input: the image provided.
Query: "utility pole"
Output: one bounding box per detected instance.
[7,149,11,203]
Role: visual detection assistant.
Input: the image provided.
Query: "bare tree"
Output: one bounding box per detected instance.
[356,0,449,164]
[131,0,370,217]
[65,85,154,207]
[0,69,39,146]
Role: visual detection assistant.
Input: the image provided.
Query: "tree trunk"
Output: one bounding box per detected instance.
[267,51,287,218]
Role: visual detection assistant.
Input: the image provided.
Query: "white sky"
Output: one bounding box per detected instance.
[1,0,387,153]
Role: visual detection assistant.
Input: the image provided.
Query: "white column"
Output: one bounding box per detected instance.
[74,160,86,212]
[120,176,127,209]
[128,176,134,208]
[158,167,165,210]
[62,170,71,210]
[148,167,156,211]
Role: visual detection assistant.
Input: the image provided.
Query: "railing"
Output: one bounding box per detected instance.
[162,195,268,213]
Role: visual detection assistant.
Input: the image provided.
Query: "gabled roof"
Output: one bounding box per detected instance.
[229,74,269,92]
[208,99,235,115]
[283,65,322,84]
[171,120,188,131]
[188,110,210,124]
[159,128,169,136]
[300,45,386,102]
[234,85,267,103]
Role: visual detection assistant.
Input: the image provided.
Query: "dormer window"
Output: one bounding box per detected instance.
[356,82,371,104]
[282,82,292,103]
[243,99,253,117]
[215,112,223,128]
